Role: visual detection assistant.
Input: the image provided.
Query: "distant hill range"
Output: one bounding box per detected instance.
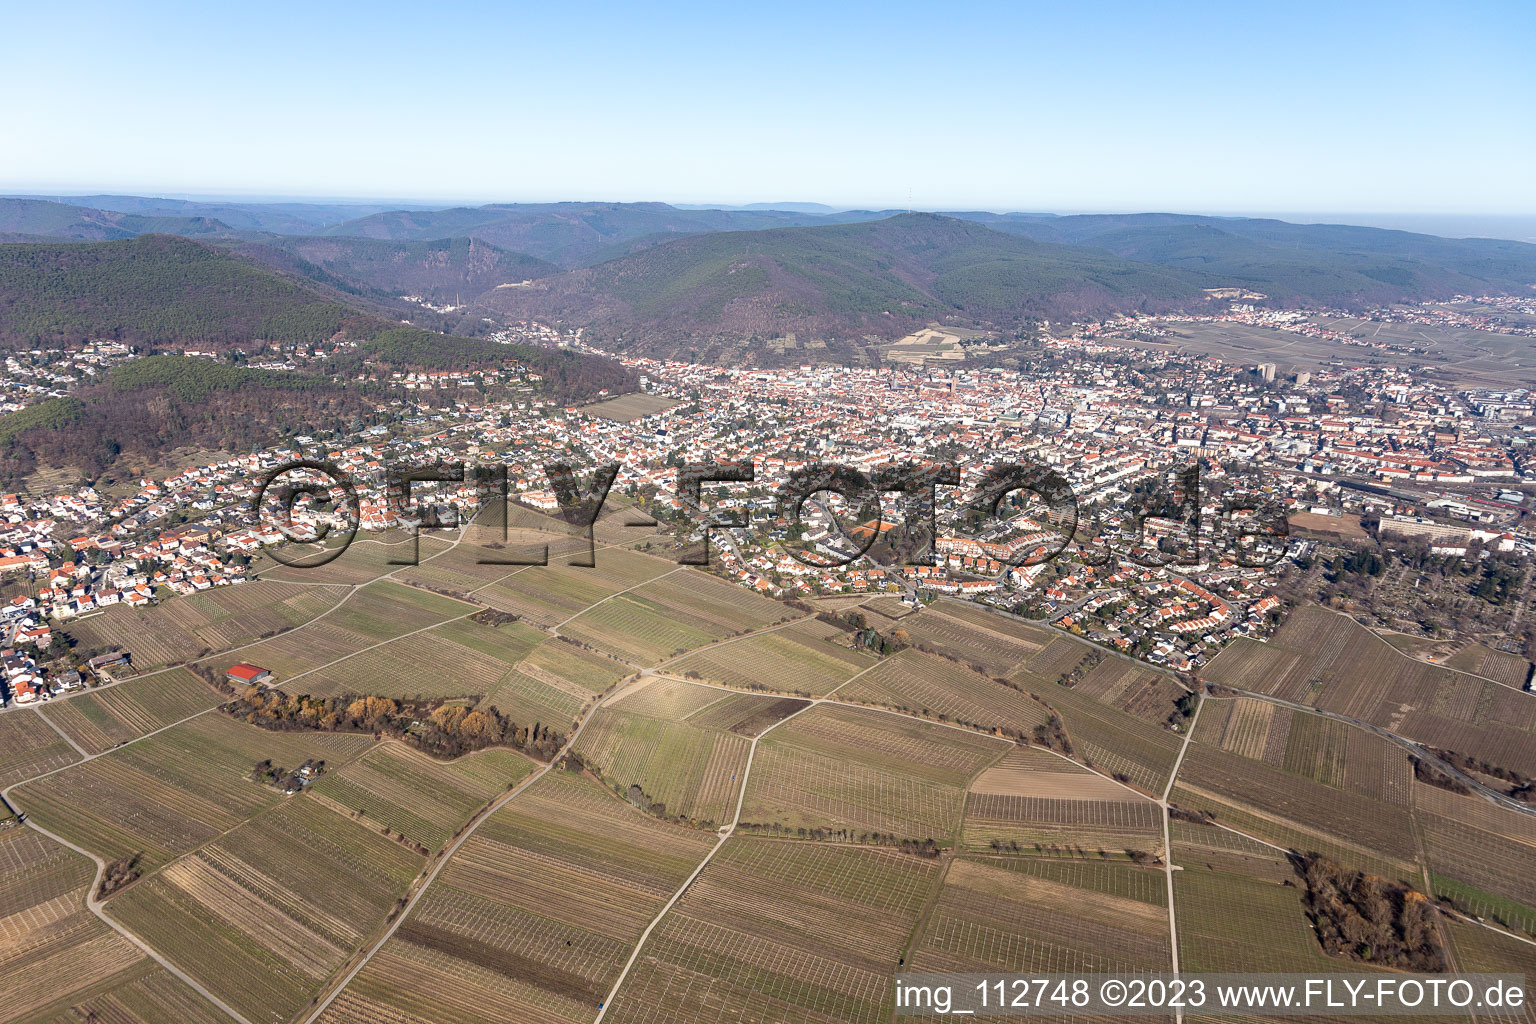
[3,196,1534,365]
[481,212,1536,362]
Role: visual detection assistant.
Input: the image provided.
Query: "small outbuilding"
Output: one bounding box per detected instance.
[226,663,273,686]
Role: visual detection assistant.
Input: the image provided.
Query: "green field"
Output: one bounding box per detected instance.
[312,742,536,851]
[573,706,750,826]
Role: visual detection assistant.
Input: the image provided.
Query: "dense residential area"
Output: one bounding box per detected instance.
[6,296,1536,707]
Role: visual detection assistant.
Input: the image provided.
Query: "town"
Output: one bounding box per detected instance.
[4,297,1536,708]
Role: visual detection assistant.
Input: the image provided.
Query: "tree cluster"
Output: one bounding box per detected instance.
[1031,714,1074,755]
[221,687,565,761]
[1294,853,1446,971]
[97,853,142,899]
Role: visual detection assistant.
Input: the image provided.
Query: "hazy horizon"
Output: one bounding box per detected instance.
[4,1,1532,217]
[8,187,1536,243]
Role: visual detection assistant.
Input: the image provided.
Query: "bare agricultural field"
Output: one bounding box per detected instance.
[1175,739,1419,864]
[741,704,1006,840]
[836,648,1052,736]
[1205,602,1536,776]
[1415,782,1536,926]
[577,392,680,421]
[321,580,474,642]
[666,617,875,696]
[12,713,375,870]
[601,838,940,1024]
[0,826,148,1023]
[897,602,1050,676]
[969,746,1136,801]
[20,960,241,1024]
[567,570,792,661]
[1287,510,1368,541]
[63,580,348,670]
[573,706,751,826]
[911,855,1170,978]
[41,668,221,754]
[1039,684,1183,796]
[108,796,424,1024]
[255,532,453,585]
[311,742,536,851]
[315,769,716,1024]
[609,675,732,721]
[0,708,81,788]
[1446,643,1533,688]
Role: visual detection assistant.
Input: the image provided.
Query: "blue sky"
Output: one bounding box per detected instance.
[4,0,1533,214]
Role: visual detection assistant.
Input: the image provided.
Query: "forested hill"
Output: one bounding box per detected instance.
[479,212,1536,363]
[479,213,1210,362]
[0,197,238,241]
[244,235,560,305]
[0,235,637,485]
[319,201,872,267]
[0,235,381,349]
[0,235,625,388]
[946,212,1536,306]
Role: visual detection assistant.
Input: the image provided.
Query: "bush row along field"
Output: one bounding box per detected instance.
[836,649,1052,736]
[311,742,536,851]
[1204,603,1536,776]
[0,709,80,789]
[741,705,1006,840]
[910,856,1171,980]
[315,769,716,1024]
[602,838,941,1024]
[63,581,348,670]
[560,570,793,665]
[0,825,151,1023]
[107,796,425,1024]
[961,793,1164,858]
[1037,684,1183,795]
[481,638,626,731]
[40,668,221,755]
[666,618,875,696]
[12,713,376,871]
[572,706,750,825]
